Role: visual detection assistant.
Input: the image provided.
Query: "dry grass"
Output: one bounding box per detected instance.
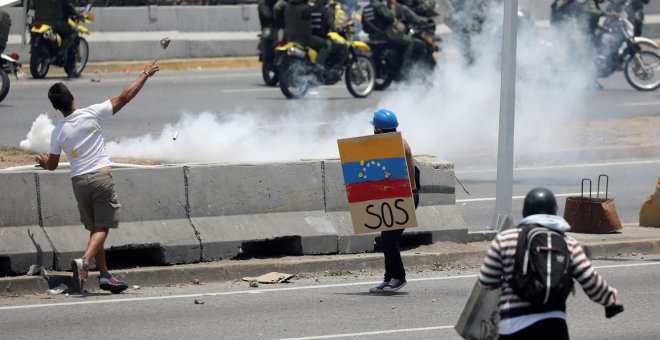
[0,147,160,170]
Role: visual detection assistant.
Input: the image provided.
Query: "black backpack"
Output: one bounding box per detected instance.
[508,224,574,306]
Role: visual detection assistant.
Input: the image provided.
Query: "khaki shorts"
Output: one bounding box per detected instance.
[71,172,121,231]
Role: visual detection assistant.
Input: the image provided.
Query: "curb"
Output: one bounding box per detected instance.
[3,237,659,297]
[46,57,262,76]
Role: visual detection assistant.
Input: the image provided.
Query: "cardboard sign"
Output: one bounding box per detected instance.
[337,132,417,234]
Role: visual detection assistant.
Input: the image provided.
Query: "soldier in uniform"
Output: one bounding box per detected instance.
[284,0,332,69]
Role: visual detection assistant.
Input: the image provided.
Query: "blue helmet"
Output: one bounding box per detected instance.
[370,109,399,130]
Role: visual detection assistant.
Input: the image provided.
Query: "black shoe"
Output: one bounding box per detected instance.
[369,281,389,294]
[383,278,406,292]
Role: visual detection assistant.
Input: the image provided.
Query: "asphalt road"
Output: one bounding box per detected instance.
[1,255,658,339]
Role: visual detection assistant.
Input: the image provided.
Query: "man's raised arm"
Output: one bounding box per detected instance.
[110,60,159,114]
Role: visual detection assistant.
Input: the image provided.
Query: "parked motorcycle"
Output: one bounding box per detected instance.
[368,21,440,91]
[275,31,375,99]
[29,4,94,79]
[595,6,660,91]
[0,52,21,103]
[258,27,285,86]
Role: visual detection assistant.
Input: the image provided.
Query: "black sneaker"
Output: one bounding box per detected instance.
[369,281,389,294]
[383,278,407,292]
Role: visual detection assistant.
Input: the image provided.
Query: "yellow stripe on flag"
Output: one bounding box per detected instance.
[338,132,405,163]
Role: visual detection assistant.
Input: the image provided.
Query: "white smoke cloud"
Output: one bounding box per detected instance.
[19,3,599,167]
[19,113,55,154]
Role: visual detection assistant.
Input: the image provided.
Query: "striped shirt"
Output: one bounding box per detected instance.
[478,227,618,319]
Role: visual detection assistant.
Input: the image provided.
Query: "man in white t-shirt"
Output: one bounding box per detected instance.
[36,60,159,294]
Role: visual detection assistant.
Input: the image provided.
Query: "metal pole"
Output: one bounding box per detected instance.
[493,0,518,232]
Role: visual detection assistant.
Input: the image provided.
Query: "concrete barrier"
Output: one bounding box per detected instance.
[36,167,201,271]
[186,162,339,260]
[0,156,466,275]
[0,172,54,274]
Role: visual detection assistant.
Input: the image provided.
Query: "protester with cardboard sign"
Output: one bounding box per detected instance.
[338,109,419,293]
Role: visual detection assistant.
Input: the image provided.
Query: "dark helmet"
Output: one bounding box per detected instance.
[522,187,558,217]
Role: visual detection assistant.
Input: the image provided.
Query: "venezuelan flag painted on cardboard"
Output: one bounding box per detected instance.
[337,132,418,234]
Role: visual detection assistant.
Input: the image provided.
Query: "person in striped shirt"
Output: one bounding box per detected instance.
[478,187,623,339]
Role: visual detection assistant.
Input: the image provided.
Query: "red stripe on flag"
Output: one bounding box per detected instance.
[346,179,412,203]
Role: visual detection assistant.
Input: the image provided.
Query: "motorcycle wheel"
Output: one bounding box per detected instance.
[262,61,279,87]
[374,49,397,91]
[279,60,310,99]
[624,50,660,91]
[0,69,9,103]
[30,44,50,79]
[374,66,393,91]
[346,55,375,98]
[66,38,89,78]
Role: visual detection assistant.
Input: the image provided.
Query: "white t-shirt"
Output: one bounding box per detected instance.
[49,100,114,177]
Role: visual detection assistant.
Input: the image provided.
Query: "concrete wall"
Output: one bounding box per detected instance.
[4,5,261,35]
[0,156,466,275]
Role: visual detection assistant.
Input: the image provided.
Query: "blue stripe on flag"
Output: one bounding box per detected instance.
[341,158,409,184]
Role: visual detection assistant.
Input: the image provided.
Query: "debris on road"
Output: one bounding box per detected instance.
[249,280,258,288]
[26,264,46,276]
[241,272,295,284]
[194,298,205,304]
[133,285,141,290]
[192,278,201,285]
[47,283,69,295]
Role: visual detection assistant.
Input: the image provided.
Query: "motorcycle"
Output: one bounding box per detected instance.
[595,5,660,91]
[275,31,375,99]
[0,52,22,103]
[367,20,440,91]
[29,4,94,79]
[258,26,285,86]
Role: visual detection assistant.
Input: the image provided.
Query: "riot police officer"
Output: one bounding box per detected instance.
[30,0,81,73]
[362,0,415,74]
[285,0,332,69]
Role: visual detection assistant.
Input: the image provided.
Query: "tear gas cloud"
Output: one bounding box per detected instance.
[20,3,597,166]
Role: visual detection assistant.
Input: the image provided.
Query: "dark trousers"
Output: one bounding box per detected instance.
[381,189,419,282]
[499,318,569,340]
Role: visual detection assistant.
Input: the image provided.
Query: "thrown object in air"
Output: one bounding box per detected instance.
[160,37,171,49]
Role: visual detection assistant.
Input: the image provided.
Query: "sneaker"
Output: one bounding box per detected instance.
[369,281,390,294]
[99,274,128,294]
[383,278,407,292]
[71,258,88,293]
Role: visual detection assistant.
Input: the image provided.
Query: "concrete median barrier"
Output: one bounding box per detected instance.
[0,156,466,275]
[36,167,201,271]
[186,162,339,260]
[0,172,54,275]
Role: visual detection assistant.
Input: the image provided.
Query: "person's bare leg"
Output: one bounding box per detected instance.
[81,229,108,269]
[95,244,109,277]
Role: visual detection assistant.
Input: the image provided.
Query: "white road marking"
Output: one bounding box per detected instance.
[222,87,279,93]
[623,101,660,107]
[457,192,604,203]
[457,159,660,174]
[273,325,455,340]
[0,262,657,311]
